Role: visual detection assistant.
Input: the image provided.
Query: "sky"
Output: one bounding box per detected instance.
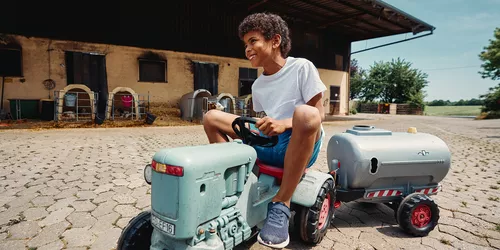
[350,0,499,102]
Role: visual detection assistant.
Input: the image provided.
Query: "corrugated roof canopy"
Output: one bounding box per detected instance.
[232,0,435,42]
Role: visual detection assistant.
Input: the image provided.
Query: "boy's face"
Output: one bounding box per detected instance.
[243,31,275,68]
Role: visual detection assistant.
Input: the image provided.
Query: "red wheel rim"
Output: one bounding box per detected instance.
[411,204,431,228]
[318,193,330,229]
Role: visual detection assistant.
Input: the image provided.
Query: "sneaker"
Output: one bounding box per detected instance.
[257,202,291,248]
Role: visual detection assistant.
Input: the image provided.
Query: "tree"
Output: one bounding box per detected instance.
[479,27,500,81]
[349,59,366,100]
[363,58,428,106]
[480,83,500,113]
[478,27,500,116]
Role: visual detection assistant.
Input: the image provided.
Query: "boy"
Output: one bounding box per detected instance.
[203,12,326,248]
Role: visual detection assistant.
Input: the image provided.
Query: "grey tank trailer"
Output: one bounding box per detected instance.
[327,125,451,236]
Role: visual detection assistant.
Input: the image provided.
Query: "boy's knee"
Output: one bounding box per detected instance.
[293,105,321,133]
[203,109,221,127]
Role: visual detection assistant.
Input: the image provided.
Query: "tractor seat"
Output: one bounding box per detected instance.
[256,159,308,183]
[256,159,285,180]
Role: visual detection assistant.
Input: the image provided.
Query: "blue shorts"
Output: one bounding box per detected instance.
[251,127,324,168]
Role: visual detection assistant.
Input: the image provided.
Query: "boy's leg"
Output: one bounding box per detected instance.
[257,105,322,248]
[203,109,241,143]
[273,104,322,206]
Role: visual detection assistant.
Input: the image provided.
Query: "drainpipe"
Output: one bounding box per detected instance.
[350,31,433,55]
[1,76,4,110]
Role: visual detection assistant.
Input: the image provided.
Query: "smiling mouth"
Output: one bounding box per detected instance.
[248,55,256,61]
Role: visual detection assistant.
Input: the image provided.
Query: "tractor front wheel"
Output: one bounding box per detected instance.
[295,179,336,245]
[397,193,439,237]
[117,210,154,250]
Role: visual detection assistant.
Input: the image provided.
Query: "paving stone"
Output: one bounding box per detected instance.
[114,205,141,218]
[116,217,133,229]
[37,240,64,250]
[489,238,500,249]
[91,212,121,235]
[92,191,116,204]
[47,197,77,212]
[31,196,55,207]
[6,193,38,208]
[67,212,97,228]
[39,207,74,227]
[421,237,456,250]
[76,190,97,200]
[112,194,137,204]
[94,184,115,194]
[70,200,97,212]
[0,196,16,208]
[18,184,47,196]
[27,221,69,248]
[0,206,25,226]
[438,224,490,247]
[77,182,96,191]
[23,207,49,221]
[54,188,79,200]
[112,179,130,186]
[90,227,122,250]
[7,221,41,240]
[0,239,26,250]
[92,200,118,218]
[39,186,61,196]
[62,226,97,248]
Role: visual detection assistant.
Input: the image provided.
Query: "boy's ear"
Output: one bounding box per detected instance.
[272,34,282,49]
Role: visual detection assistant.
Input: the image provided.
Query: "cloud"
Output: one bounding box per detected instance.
[450,12,497,31]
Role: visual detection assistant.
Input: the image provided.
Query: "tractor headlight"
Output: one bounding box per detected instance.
[144,164,152,185]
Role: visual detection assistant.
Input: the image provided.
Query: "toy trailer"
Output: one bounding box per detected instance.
[327,125,451,236]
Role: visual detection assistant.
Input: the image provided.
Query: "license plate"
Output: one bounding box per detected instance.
[151,213,175,236]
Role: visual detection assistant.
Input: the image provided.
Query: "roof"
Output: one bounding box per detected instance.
[235,0,435,42]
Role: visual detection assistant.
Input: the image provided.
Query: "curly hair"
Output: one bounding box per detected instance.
[238,12,292,58]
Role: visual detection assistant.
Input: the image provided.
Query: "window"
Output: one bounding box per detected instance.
[139,59,166,82]
[0,48,23,77]
[239,67,257,96]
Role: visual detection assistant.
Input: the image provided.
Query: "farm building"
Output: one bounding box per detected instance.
[0,0,434,121]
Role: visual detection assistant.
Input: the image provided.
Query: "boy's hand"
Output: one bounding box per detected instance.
[256,117,286,136]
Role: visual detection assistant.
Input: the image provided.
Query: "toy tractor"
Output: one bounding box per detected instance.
[117,119,451,249]
[118,117,335,249]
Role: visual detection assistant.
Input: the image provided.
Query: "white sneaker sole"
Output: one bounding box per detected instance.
[257,233,290,249]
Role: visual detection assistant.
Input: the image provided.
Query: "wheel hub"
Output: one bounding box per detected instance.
[318,193,330,229]
[412,204,431,228]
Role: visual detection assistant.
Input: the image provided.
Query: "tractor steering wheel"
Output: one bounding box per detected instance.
[232,117,278,147]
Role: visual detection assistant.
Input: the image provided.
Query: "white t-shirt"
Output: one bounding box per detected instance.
[252,56,327,120]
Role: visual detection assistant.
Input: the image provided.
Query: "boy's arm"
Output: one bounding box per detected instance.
[258,92,323,135]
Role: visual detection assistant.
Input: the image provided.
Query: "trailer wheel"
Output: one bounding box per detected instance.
[117,210,153,250]
[397,193,439,237]
[295,179,335,245]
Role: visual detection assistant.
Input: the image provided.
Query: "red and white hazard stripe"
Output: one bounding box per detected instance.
[415,186,441,195]
[366,189,402,198]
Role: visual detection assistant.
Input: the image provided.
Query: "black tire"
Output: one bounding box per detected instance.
[397,193,439,237]
[295,179,335,245]
[117,210,154,250]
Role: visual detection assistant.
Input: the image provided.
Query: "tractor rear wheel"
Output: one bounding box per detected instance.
[295,179,336,245]
[397,193,439,237]
[117,210,154,250]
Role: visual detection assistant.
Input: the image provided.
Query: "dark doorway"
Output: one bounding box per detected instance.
[193,62,218,95]
[329,85,340,115]
[65,51,109,119]
[239,67,257,96]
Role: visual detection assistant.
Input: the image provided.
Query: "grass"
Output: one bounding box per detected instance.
[424,105,482,117]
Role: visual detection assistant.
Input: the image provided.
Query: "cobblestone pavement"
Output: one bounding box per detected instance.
[0,114,499,250]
